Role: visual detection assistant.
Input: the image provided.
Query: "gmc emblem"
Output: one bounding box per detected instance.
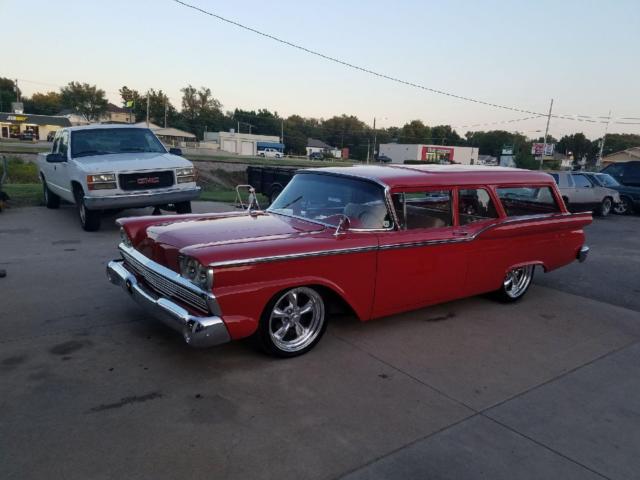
[136,177,160,185]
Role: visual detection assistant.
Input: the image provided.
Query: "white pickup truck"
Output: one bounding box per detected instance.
[38,124,200,231]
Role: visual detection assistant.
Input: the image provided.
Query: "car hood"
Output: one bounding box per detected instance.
[73,152,191,173]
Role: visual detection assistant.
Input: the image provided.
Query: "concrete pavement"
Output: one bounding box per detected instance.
[1,204,639,479]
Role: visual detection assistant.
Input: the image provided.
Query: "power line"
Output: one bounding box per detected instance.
[171,0,640,127]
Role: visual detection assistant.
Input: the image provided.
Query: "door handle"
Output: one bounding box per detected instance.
[452,230,469,236]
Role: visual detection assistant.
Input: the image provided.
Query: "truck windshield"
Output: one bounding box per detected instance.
[70,128,166,158]
[268,173,391,229]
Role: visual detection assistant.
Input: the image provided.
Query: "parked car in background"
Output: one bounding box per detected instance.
[108,165,591,357]
[548,171,620,216]
[46,130,57,142]
[258,148,283,159]
[309,151,324,160]
[584,172,640,215]
[377,154,393,163]
[601,161,640,187]
[19,131,36,141]
[37,125,200,231]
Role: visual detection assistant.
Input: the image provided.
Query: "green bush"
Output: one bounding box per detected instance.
[0,157,40,183]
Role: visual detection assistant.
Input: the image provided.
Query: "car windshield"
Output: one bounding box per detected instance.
[70,128,166,158]
[268,173,391,229]
[593,174,620,187]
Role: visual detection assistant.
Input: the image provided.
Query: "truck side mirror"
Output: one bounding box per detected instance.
[169,148,182,156]
[46,153,66,163]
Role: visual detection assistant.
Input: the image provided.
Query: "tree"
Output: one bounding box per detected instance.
[23,91,62,115]
[59,82,108,122]
[556,133,596,165]
[180,85,224,139]
[600,133,640,157]
[398,120,431,144]
[0,77,20,112]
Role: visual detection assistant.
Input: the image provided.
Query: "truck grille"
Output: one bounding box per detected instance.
[121,249,210,313]
[119,171,174,191]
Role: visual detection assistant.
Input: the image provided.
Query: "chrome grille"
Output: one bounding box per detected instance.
[121,249,210,313]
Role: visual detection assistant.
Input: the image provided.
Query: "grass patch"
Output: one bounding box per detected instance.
[0,157,40,183]
[199,186,268,205]
[1,184,42,207]
[0,143,49,154]
[187,154,355,168]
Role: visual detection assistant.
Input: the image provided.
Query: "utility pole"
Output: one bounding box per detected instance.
[146,91,150,127]
[366,138,370,164]
[14,79,19,102]
[540,98,554,169]
[237,121,240,133]
[280,118,284,144]
[164,95,167,128]
[372,117,377,162]
[596,110,612,168]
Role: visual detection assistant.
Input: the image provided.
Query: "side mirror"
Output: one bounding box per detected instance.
[46,153,66,163]
[334,215,351,237]
[169,148,183,156]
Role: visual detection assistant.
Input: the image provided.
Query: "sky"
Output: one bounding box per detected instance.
[2,0,639,139]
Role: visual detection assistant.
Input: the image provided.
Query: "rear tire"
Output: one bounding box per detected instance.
[74,187,101,231]
[597,197,612,217]
[175,201,192,214]
[269,186,282,205]
[41,175,60,209]
[493,265,535,303]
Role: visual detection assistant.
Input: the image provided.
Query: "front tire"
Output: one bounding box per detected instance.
[175,201,192,214]
[41,175,60,209]
[494,265,535,303]
[613,196,633,215]
[597,197,612,217]
[74,187,101,231]
[257,286,327,357]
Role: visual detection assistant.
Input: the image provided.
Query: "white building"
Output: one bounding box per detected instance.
[306,138,342,158]
[379,144,479,165]
[204,131,283,156]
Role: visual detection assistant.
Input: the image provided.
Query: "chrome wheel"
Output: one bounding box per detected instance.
[503,265,534,299]
[600,198,612,217]
[268,287,325,353]
[613,197,629,215]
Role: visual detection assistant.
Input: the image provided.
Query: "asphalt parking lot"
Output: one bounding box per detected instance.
[1,203,639,480]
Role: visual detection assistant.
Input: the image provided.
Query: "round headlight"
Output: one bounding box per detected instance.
[185,258,198,281]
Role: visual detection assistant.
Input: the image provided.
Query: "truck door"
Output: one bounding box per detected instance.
[48,130,72,199]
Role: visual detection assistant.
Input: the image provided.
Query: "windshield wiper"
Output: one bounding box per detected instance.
[73,150,115,158]
[120,147,153,152]
[273,195,303,210]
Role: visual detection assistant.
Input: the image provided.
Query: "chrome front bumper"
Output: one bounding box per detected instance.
[84,186,201,210]
[106,258,230,348]
[577,245,590,263]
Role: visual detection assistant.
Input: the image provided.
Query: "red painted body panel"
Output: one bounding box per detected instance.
[116,166,592,342]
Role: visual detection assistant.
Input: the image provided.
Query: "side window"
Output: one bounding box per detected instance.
[59,131,69,157]
[392,190,452,230]
[603,164,621,176]
[572,174,592,188]
[497,186,560,216]
[52,136,60,153]
[458,188,498,225]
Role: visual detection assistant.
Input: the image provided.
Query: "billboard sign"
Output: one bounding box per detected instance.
[531,143,555,156]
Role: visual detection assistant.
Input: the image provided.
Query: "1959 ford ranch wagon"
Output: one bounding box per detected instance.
[107,165,592,357]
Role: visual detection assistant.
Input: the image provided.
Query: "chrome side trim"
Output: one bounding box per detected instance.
[118,243,221,315]
[209,212,582,268]
[210,245,378,268]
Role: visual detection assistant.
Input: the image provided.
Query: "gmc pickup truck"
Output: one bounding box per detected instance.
[38,125,200,231]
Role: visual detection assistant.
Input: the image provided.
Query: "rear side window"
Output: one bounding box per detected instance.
[458,188,498,225]
[572,174,592,188]
[392,190,453,230]
[496,186,560,216]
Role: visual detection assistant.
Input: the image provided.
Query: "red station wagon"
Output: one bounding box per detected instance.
[107,165,592,357]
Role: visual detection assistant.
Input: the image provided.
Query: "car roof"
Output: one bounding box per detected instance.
[303,164,554,189]
[64,124,151,132]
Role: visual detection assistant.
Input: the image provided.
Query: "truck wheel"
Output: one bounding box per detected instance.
[493,265,535,303]
[257,286,327,358]
[269,186,282,205]
[41,175,60,209]
[613,196,633,215]
[74,187,101,231]
[175,201,192,214]
[597,197,612,217]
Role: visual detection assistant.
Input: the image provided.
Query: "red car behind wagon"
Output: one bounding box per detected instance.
[107,165,592,357]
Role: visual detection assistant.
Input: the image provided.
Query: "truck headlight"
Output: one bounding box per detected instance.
[87,173,117,190]
[178,255,213,290]
[176,167,196,184]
